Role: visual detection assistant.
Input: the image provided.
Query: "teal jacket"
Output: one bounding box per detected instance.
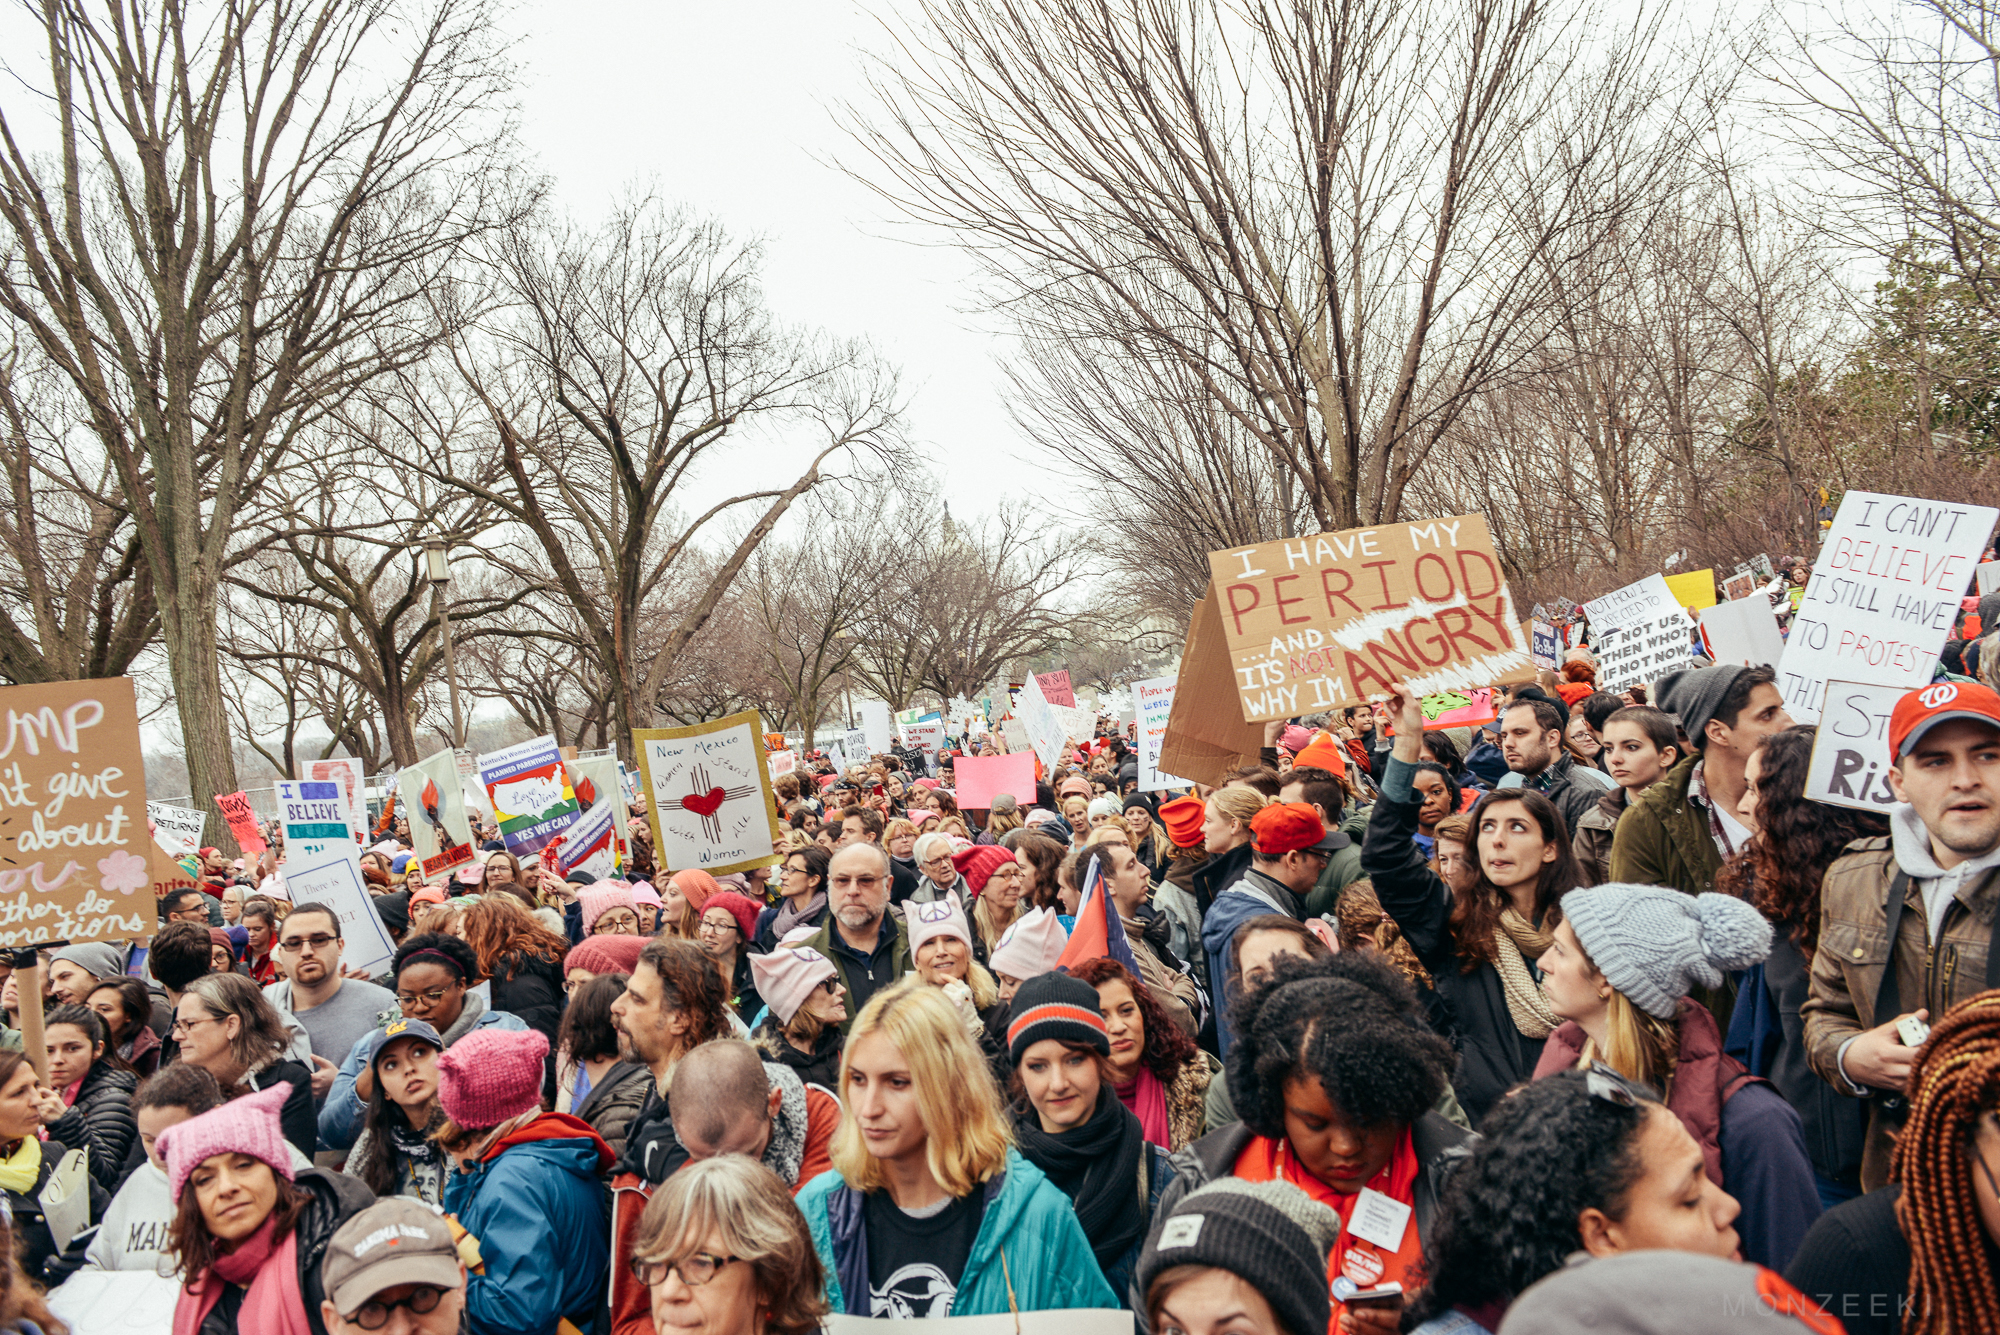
[798,1148,1120,1316]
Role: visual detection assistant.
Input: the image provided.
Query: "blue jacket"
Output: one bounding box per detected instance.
[444,1113,613,1335]
[1200,869,1302,1056]
[798,1149,1119,1317]
[318,1001,527,1150]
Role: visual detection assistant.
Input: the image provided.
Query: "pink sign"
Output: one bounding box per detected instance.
[214,791,268,854]
[953,753,1038,811]
[1034,670,1076,708]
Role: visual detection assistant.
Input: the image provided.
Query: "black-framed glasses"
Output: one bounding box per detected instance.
[345,1283,447,1330]
[169,1014,219,1038]
[277,933,338,953]
[630,1253,742,1288]
[816,977,840,994]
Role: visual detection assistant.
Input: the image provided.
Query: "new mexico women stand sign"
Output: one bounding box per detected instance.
[0,677,152,947]
[633,710,784,876]
[1204,515,1534,722]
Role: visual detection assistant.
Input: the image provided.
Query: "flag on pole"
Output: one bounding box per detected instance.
[1056,854,1142,977]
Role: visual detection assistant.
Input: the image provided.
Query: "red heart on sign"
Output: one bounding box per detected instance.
[680,787,727,818]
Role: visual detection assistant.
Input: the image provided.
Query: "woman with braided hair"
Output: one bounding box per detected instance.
[1787,989,2000,1334]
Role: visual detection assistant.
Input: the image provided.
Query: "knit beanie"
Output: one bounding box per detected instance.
[703,890,762,941]
[1135,1178,1340,1335]
[1497,1251,1835,1335]
[1005,971,1109,1064]
[906,897,973,956]
[157,1080,296,1202]
[436,1027,549,1131]
[1121,792,1156,816]
[1158,796,1206,849]
[670,870,720,911]
[577,883,638,933]
[750,945,839,1024]
[50,942,124,981]
[1560,884,1772,1020]
[1279,723,1313,754]
[1654,664,1747,747]
[630,883,663,910]
[563,933,647,978]
[1292,731,1349,777]
[1086,796,1121,823]
[951,845,1016,896]
[989,907,1069,983]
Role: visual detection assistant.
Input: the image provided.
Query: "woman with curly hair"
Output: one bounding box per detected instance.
[460,894,568,1056]
[1362,682,1584,1122]
[1716,724,1887,1206]
[1409,1067,1744,1334]
[1152,952,1468,1333]
[1066,957,1213,1151]
[1785,989,2000,1335]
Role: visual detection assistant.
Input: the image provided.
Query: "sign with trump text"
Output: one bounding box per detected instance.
[1205,515,1534,722]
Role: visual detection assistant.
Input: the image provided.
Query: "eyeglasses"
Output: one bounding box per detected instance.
[169,1014,219,1038]
[698,918,739,936]
[395,986,453,1009]
[277,933,337,953]
[630,1253,743,1288]
[344,1284,447,1330]
[816,977,840,994]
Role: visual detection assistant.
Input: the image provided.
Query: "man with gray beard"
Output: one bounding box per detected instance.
[800,842,910,1032]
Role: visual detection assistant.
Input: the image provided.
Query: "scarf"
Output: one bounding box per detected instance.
[771,892,827,942]
[1115,1066,1172,1148]
[1011,1087,1148,1270]
[1494,909,1561,1040]
[0,1138,40,1196]
[173,1217,312,1335]
[761,1065,810,1187]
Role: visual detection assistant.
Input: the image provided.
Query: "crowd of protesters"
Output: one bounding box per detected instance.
[11,574,2000,1334]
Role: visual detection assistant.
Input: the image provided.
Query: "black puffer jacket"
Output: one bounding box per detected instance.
[193,1168,375,1335]
[44,1062,137,1194]
[754,1018,843,1091]
[490,951,566,1047]
[572,1061,654,1163]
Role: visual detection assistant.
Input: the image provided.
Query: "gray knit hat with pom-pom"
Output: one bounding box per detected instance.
[1559,884,1771,1019]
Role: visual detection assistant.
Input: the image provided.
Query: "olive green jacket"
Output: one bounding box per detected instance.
[1607,754,1722,896]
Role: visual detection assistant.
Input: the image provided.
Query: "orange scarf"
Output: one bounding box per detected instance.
[1233,1130,1425,1331]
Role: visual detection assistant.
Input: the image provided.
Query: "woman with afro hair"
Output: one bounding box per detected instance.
[1408,1067,1744,1334]
[1146,951,1469,1334]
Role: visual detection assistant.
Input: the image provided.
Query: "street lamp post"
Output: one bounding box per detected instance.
[421,536,465,749]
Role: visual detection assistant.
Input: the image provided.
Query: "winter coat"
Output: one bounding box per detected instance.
[120,1022,162,1078]
[1803,829,2000,1189]
[754,1016,844,1091]
[1607,753,1723,895]
[1300,805,1371,918]
[1188,842,1254,919]
[181,1168,373,1335]
[799,1148,1120,1317]
[319,997,528,1151]
[1570,784,1629,888]
[1759,931,1866,1193]
[1143,1116,1473,1323]
[1535,1001,1821,1270]
[1363,759,1543,1123]
[572,1061,653,1163]
[1784,1184,1908,1335]
[444,1112,613,1335]
[246,1059,318,1159]
[7,1135,109,1288]
[1201,867,1302,1056]
[1494,753,1614,837]
[489,951,566,1051]
[44,1062,137,1194]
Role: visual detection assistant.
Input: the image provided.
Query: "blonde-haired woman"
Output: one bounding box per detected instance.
[798,982,1119,1316]
[1190,785,1267,917]
[632,1155,827,1335]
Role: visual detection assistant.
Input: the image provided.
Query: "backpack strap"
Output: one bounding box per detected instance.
[1872,870,1912,1024]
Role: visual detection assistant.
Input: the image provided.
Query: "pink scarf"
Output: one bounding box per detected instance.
[172,1217,312,1335]
[1116,1067,1171,1148]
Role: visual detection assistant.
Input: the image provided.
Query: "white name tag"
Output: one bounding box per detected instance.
[1346,1188,1412,1253]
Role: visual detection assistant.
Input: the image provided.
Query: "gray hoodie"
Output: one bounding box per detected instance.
[1890,801,2000,945]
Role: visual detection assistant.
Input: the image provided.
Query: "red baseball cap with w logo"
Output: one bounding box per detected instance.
[1889,680,2000,759]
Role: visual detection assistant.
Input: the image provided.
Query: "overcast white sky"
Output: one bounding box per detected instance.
[510,0,1018,513]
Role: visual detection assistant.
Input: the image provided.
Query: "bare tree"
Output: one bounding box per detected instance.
[0,0,528,846]
[425,197,906,761]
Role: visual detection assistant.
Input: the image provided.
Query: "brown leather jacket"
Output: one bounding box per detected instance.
[1802,835,2000,1187]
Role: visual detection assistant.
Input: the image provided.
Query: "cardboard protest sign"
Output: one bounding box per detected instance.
[147,802,207,856]
[1160,583,1268,783]
[1804,679,1906,812]
[1420,687,1497,728]
[398,748,474,877]
[1034,669,1076,708]
[566,755,627,872]
[768,750,797,779]
[1582,575,1694,694]
[1722,571,1757,602]
[841,728,869,765]
[0,677,154,947]
[1664,569,1718,612]
[550,797,620,881]
[1980,561,2000,596]
[274,780,354,861]
[278,845,399,975]
[998,718,1030,754]
[633,710,783,875]
[1205,515,1532,722]
[953,753,1037,809]
[301,757,366,836]
[1015,670,1072,772]
[478,736,579,858]
[1134,675,1196,792]
[1749,553,1777,582]
[902,720,946,761]
[214,791,268,855]
[1699,597,1785,670]
[860,700,895,755]
[1530,621,1560,670]
[1778,491,1999,721]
